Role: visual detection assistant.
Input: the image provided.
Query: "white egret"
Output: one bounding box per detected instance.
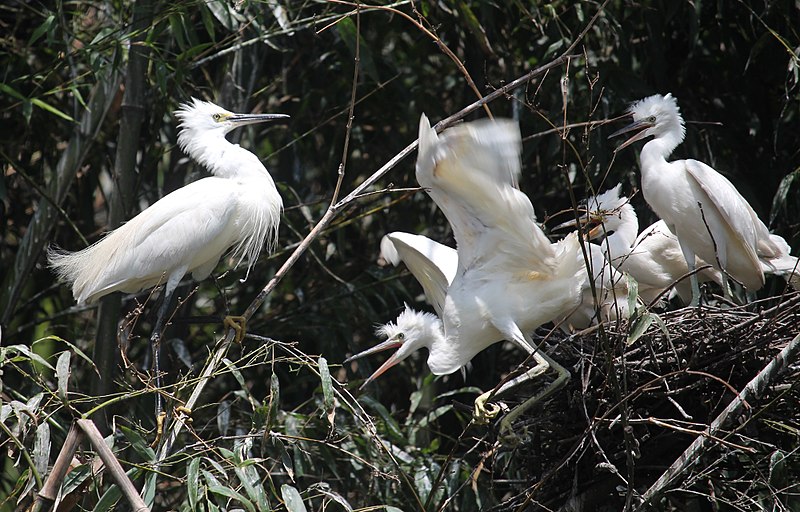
[347,116,586,429]
[557,231,630,332]
[579,185,725,304]
[48,98,288,408]
[610,93,797,304]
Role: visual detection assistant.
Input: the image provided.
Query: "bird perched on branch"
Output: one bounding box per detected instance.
[49,98,288,408]
[577,185,724,304]
[347,115,585,431]
[610,93,798,304]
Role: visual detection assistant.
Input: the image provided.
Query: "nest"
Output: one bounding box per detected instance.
[488,291,800,511]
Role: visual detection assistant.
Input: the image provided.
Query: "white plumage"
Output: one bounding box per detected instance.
[49,98,287,305]
[348,115,586,424]
[610,93,797,303]
[582,185,724,304]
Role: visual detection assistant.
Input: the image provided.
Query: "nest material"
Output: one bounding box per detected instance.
[493,291,800,511]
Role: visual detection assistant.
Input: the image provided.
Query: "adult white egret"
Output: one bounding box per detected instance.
[579,185,724,304]
[347,116,586,429]
[610,93,796,304]
[49,98,288,407]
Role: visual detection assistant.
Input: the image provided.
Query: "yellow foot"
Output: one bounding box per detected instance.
[472,391,507,425]
[223,315,247,343]
[175,405,193,424]
[151,411,167,447]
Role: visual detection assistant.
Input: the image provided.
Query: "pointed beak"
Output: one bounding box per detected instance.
[586,223,606,240]
[554,215,588,231]
[608,118,654,152]
[230,112,290,126]
[345,335,405,389]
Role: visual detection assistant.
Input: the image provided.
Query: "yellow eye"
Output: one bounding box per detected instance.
[398,332,405,340]
[212,113,224,122]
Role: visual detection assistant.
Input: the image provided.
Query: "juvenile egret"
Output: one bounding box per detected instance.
[557,231,630,331]
[610,93,796,304]
[579,185,724,304]
[348,116,585,428]
[379,231,458,316]
[49,98,288,405]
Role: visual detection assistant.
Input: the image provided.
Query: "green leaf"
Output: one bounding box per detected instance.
[234,462,270,511]
[56,351,71,401]
[0,82,26,101]
[93,482,122,511]
[318,357,335,426]
[119,425,155,461]
[770,169,799,226]
[625,273,639,316]
[627,308,654,345]
[5,344,54,370]
[29,13,55,46]
[280,484,307,512]
[359,396,405,442]
[34,422,50,476]
[188,457,201,510]
[30,98,75,122]
[207,484,256,512]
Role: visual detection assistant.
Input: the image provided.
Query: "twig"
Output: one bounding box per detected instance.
[32,424,84,512]
[637,332,800,508]
[76,419,149,512]
[152,49,579,484]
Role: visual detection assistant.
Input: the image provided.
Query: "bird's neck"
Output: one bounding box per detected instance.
[640,133,681,173]
[184,132,272,181]
[606,208,639,255]
[424,316,463,375]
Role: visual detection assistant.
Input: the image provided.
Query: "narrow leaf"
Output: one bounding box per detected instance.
[56,351,71,401]
[34,422,51,476]
[280,484,307,512]
[31,98,75,122]
[188,457,201,510]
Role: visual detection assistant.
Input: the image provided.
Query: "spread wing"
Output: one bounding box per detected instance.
[381,232,456,316]
[415,114,556,274]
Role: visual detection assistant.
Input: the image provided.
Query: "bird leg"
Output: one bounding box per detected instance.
[150,272,183,418]
[473,352,551,424]
[498,351,569,438]
[473,322,570,432]
[677,238,702,307]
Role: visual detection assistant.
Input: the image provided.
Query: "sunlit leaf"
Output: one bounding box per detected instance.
[280,484,307,512]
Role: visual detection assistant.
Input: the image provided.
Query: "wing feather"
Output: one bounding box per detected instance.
[415,114,555,274]
[381,232,456,316]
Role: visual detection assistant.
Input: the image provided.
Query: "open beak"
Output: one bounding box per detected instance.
[555,212,608,241]
[554,215,588,232]
[608,118,653,151]
[344,335,404,389]
[230,112,290,126]
[586,223,606,240]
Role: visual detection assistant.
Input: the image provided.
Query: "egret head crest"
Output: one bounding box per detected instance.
[610,93,685,152]
[346,305,440,388]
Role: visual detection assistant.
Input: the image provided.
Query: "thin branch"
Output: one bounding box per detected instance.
[152,50,579,479]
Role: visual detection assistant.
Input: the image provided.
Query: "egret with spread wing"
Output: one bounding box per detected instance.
[348,116,585,429]
[49,98,288,411]
[610,94,797,304]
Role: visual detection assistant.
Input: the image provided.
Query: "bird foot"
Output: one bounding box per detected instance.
[175,405,193,424]
[223,315,247,343]
[151,411,168,448]
[472,391,508,425]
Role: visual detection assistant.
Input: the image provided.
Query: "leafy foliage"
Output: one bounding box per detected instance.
[1,0,799,510]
